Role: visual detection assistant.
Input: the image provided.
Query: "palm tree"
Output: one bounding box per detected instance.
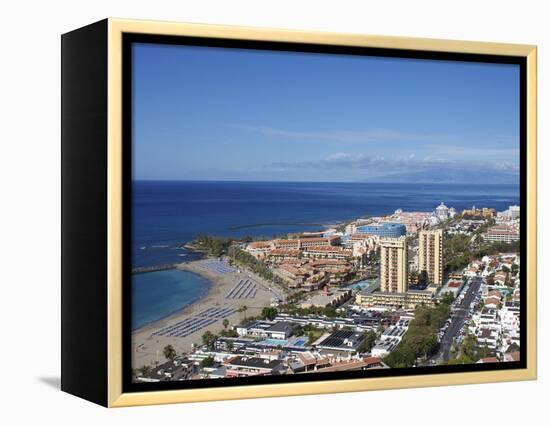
[240,305,248,321]
[163,344,176,361]
[222,318,229,329]
[202,330,217,349]
[139,365,152,376]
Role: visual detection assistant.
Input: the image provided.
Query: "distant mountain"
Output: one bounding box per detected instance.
[365,167,520,185]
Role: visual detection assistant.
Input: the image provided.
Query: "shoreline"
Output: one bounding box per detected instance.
[131,215,351,334]
[132,268,212,331]
[131,257,280,369]
[131,262,221,335]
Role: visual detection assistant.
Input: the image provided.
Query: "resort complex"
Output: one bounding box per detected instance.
[132,202,521,382]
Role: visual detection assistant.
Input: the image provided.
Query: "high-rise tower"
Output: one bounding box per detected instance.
[380,237,408,293]
[418,229,443,286]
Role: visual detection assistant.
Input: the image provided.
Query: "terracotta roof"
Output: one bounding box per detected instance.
[310,259,347,266]
[477,357,499,364]
[363,356,382,366]
[269,249,300,256]
[297,353,318,366]
[504,351,520,362]
[484,297,501,306]
[350,234,376,240]
[248,241,272,249]
[300,237,331,243]
[304,246,351,253]
[314,360,373,373]
[272,239,300,246]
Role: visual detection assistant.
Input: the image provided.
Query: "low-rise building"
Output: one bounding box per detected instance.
[439,280,464,298]
[135,358,194,382]
[236,320,294,340]
[494,271,508,286]
[503,351,520,363]
[477,328,500,349]
[476,357,499,364]
[371,337,400,358]
[483,225,520,243]
[300,288,352,309]
[224,356,286,377]
[379,325,407,341]
[313,357,387,373]
[288,352,331,373]
[302,246,353,261]
[273,313,380,332]
[356,290,434,309]
[246,241,273,259]
[315,330,365,356]
[484,296,501,309]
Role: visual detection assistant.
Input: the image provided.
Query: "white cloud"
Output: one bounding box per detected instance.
[233,124,453,144]
[270,152,517,174]
[423,143,519,159]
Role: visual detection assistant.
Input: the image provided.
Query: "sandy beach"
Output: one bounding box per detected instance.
[132,258,285,369]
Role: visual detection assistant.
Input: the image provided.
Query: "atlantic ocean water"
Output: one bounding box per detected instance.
[132,180,519,329]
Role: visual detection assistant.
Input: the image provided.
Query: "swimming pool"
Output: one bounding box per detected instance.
[261,338,288,346]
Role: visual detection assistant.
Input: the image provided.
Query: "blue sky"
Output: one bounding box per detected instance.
[132,42,520,183]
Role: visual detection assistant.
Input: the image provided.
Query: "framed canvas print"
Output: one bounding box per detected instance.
[61,18,537,407]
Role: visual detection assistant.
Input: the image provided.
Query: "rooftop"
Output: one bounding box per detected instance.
[316,330,364,351]
[266,321,294,333]
[226,356,283,369]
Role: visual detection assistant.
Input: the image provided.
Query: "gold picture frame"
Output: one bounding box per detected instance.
[61,18,537,407]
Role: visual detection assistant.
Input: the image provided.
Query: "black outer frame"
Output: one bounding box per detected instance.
[61,19,109,406]
[121,34,527,394]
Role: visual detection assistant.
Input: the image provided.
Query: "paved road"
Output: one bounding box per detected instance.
[433,276,482,363]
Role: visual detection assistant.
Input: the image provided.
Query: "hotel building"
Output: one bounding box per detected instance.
[435,202,450,221]
[484,225,520,243]
[356,222,407,238]
[380,237,408,293]
[356,290,434,309]
[418,229,443,286]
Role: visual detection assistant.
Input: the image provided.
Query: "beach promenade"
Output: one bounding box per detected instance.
[131,258,284,369]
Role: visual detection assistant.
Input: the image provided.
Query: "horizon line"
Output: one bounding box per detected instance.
[131,178,520,186]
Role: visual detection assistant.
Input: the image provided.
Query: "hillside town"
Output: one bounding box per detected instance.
[133,202,521,382]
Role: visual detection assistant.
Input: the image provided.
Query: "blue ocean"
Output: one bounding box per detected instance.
[132,180,519,329]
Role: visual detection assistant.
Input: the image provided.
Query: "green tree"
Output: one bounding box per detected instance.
[200,356,215,368]
[194,235,233,257]
[323,306,339,318]
[201,330,217,349]
[220,328,238,337]
[357,330,377,354]
[163,344,176,361]
[448,354,474,365]
[261,307,278,320]
[440,292,455,305]
[227,246,284,285]
[222,318,229,329]
[384,302,450,368]
[292,324,304,336]
[138,365,152,376]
